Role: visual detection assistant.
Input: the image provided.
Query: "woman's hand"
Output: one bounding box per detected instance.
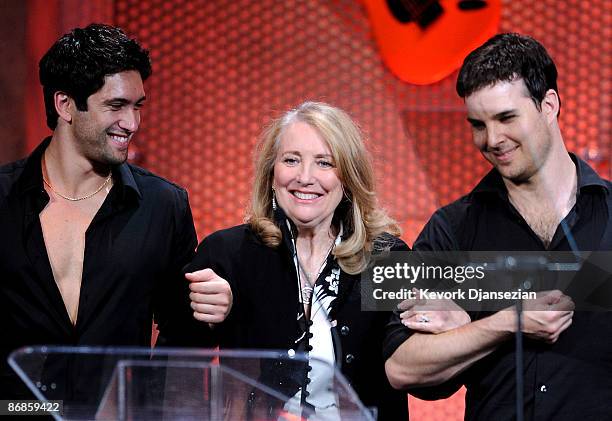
[398,289,471,334]
[186,268,233,325]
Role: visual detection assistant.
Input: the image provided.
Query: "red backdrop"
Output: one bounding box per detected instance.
[20,1,611,419]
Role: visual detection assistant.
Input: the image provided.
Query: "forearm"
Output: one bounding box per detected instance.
[385,311,512,389]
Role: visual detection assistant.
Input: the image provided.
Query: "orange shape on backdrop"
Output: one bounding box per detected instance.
[362,0,502,85]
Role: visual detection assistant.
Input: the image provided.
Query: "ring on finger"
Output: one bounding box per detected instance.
[417,314,430,323]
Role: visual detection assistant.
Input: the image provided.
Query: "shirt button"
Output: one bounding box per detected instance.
[340,325,350,336]
[539,384,547,393]
[345,354,355,364]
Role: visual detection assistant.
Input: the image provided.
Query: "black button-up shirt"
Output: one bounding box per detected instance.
[384,154,612,420]
[0,137,211,399]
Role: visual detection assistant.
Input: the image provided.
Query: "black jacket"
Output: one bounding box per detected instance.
[186,220,409,420]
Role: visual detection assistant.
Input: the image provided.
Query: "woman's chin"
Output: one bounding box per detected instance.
[289,216,331,231]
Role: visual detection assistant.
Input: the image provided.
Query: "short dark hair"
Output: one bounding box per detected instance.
[456,33,560,114]
[39,23,152,130]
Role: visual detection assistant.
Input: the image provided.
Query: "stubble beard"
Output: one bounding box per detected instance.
[80,131,129,168]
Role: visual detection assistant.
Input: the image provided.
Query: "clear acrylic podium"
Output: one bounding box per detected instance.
[9,346,374,420]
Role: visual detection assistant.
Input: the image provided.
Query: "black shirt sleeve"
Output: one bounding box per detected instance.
[382,210,465,399]
[383,209,459,359]
[413,207,461,251]
[183,227,244,347]
[154,190,215,347]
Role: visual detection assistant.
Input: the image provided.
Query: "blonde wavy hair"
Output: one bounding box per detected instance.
[248,101,401,274]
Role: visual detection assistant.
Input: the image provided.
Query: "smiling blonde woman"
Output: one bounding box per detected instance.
[186,101,408,420]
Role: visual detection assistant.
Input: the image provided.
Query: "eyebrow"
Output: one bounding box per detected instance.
[103,96,147,106]
[493,110,517,119]
[466,109,517,124]
[282,151,333,158]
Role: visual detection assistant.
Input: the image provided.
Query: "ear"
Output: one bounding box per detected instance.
[540,89,559,123]
[54,92,74,124]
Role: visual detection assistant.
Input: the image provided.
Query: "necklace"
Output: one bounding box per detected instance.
[43,173,112,201]
[301,284,314,305]
[297,238,336,305]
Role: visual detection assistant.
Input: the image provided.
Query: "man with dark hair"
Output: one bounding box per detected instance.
[39,24,153,131]
[0,24,231,400]
[456,33,561,116]
[384,33,612,420]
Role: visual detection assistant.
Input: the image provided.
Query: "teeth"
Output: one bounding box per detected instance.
[109,134,128,143]
[293,192,319,200]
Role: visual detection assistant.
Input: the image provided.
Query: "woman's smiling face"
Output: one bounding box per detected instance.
[273,121,343,231]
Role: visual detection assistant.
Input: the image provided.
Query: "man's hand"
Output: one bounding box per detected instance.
[398,289,471,334]
[517,290,574,344]
[186,268,233,324]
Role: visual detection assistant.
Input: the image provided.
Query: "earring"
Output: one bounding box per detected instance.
[272,188,277,210]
